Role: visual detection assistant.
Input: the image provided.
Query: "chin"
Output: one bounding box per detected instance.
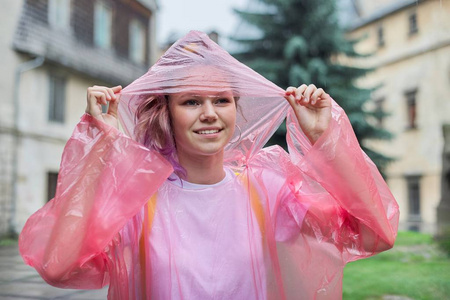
[193,143,229,155]
[177,139,230,158]
[196,148,225,156]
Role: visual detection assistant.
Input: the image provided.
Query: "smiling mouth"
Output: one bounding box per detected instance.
[195,129,222,134]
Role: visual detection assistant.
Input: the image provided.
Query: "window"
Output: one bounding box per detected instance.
[48,74,66,123]
[136,0,155,10]
[374,97,385,127]
[48,0,71,30]
[377,25,384,47]
[47,172,59,202]
[408,12,418,35]
[405,89,417,129]
[94,1,112,49]
[129,19,146,64]
[406,175,421,222]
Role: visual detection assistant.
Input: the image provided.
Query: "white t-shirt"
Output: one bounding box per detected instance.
[148,168,266,299]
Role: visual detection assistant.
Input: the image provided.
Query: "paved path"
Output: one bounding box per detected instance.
[0,244,108,299]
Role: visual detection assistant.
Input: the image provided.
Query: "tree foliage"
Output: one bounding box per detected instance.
[232,0,393,170]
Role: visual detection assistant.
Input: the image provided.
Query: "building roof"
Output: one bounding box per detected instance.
[13,1,151,85]
[346,0,423,31]
[137,0,159,11]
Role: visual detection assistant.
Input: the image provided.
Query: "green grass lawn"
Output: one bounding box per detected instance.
[2,232,448,299]
[343,231,450,300]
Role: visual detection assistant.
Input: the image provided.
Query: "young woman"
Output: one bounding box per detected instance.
[20,31,399,299]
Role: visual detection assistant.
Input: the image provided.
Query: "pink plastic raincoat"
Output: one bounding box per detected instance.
[19,31,399,299]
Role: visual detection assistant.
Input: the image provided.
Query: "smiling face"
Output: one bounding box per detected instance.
[168,90,236,160]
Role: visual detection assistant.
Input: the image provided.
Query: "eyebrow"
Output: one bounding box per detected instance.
[179,92,233,99]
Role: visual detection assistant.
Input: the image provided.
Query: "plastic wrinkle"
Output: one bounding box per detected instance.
[19,31,399,300]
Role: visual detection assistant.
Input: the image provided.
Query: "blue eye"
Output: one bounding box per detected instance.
[216,98,231,104]
[184,100,199,106]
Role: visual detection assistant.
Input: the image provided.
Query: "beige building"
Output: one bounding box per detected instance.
[344,0,450,233]
[0,0,158,237]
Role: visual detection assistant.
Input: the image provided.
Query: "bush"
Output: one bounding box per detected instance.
[0,237,18,246]
[435,228,450,257]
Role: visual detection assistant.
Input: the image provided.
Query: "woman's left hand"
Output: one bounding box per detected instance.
[285,84,332,145]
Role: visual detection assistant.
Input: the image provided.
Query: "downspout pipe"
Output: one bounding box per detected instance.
[9,56,45,237]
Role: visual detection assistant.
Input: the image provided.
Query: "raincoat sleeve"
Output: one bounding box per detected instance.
[282,104,399,261]
[19,114,173,289]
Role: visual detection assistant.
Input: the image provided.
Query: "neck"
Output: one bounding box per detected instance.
[177,151,225,185]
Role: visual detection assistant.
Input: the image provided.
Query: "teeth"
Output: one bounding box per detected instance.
[198,130,219,134]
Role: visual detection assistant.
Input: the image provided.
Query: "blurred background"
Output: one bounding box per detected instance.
[0,0,449,299]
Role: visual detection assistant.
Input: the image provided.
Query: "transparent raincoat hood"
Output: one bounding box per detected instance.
[118,30,291,164]
[19,31,399,300]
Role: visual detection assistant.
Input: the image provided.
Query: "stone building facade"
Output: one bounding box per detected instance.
[344,0,450,233]
[0,0,158,236]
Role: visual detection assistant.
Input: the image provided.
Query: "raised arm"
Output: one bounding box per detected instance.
[284,85,399,259]
[19,87,173,288]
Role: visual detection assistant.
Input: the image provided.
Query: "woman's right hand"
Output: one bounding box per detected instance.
[85,85,122,129]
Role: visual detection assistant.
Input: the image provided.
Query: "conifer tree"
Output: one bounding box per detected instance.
[232,0,392,170]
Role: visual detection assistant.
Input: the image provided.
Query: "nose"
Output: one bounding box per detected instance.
[200,101,218,122]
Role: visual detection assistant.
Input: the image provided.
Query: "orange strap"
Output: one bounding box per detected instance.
[237,173,266,245]
[139,192,157,298]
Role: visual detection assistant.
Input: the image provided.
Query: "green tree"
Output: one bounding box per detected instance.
[232,0,392,170]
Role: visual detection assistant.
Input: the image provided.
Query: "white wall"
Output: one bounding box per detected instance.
[0,0,24,127]
[347,1,450,233]
[15,67,103,231]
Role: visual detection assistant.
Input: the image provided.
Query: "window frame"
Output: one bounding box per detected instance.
[405,174,421,222]
[405,89,418,130]
[48,73,67,124]
[408,11,418,36]
[377,24,385,48]
[48,0,71,30]
[374,97,386,128]
[47,171,59,202]
[94,0,113,50]
[129,18,146,64]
